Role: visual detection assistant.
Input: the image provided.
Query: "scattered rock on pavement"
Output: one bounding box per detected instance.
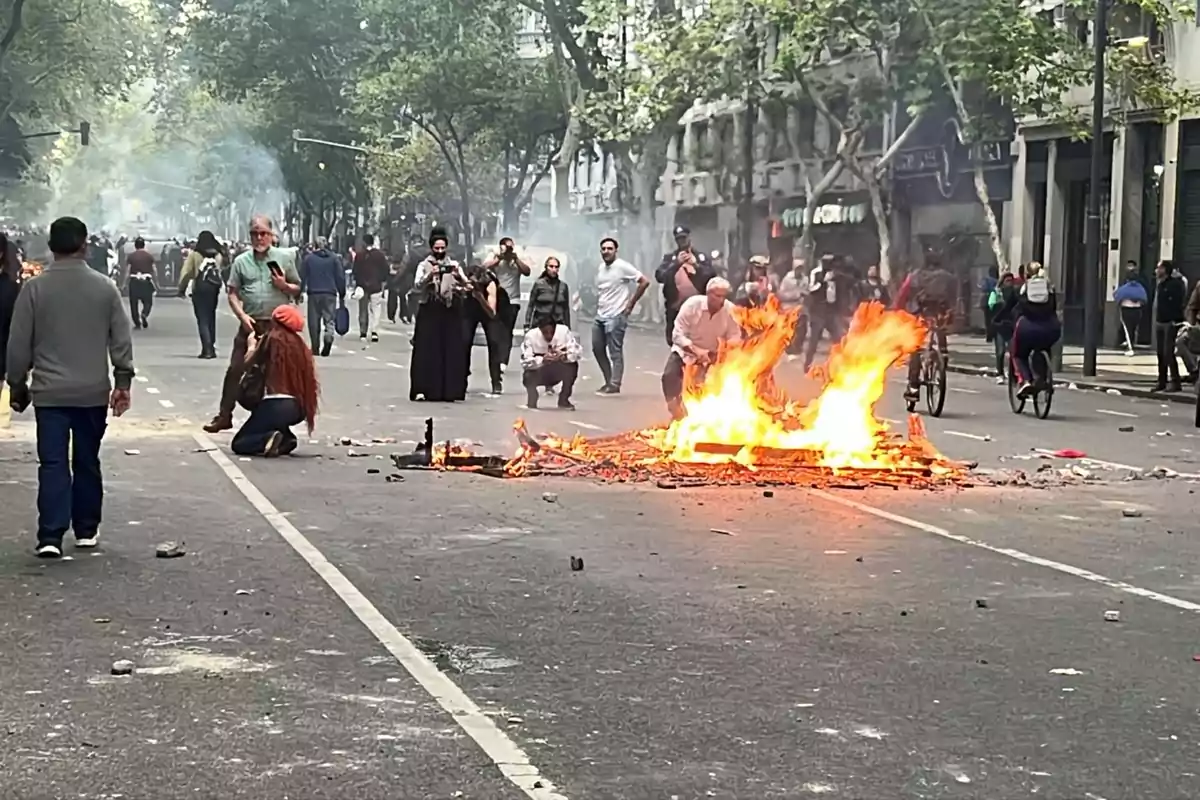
[975,598,989,609]
[123,449,141,456]
[155,542,185,559]
[506,716,523,725]
[1104,610,1121,622]
[569,556,584,571]
[1106,388,1122,396]
[385,473,405,482]
[1121,508,1144,518]
[110,660,135,676]
[762,489,774,498]
[542,492,558,503]
[367,468,380,474]
[347,449,367,457]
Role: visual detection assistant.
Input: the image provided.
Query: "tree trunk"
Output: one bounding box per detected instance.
[458,177,474,261]
[972,160,1006,274]
[798,159,847,270]
[863,176,892,282]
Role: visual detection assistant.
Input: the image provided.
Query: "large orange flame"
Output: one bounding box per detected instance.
[642,299,928,468]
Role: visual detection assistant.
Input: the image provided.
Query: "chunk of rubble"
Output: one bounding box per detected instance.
[1121,508,1144,518]
[110,660,135,676]
[155,542,185,559]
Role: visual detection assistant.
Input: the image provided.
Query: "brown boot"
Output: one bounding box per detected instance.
[203,415,232,433]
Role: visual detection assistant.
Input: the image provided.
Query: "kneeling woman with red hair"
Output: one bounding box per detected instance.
[233,304,319,457]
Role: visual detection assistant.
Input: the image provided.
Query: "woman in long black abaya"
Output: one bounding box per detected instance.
[410,229,471,402]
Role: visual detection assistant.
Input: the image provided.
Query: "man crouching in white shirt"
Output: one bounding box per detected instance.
[521,314,582,411]
[663,277,743,420]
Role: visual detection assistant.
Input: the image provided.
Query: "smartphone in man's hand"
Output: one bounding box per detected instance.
[267,261,284,278]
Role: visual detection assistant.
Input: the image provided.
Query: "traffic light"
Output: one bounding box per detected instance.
[79,120,90,146]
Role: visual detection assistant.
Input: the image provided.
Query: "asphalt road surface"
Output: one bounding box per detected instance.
[2,297,1198,800]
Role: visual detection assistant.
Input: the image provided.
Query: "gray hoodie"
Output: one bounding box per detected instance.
[5,258,135,407]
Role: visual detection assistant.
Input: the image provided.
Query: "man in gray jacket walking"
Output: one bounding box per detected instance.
[6,216,135,558]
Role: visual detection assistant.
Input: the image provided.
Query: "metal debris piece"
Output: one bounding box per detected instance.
[124,449,141,456]
[710,528,736,536]
[155,542,185,559]
[1104,610,1120,622]
[385,473,406,483]
[569,556,584,571]
[542,492,558,503]
[110,660,135,676]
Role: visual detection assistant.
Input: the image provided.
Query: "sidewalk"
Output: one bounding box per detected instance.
[946,333,1196,405]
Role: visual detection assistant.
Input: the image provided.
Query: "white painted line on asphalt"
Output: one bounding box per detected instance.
[808,488,1200,614]
[1032,448,1142,473]
[570,420,604,431]
[158,399,175,409]
[1097,409,1138,418]
[135,376,149,383]
[365,355,379,362]
[948,387,981,395]
[145,387,160,395]
[192,432,567,800]
[944,430,990,441]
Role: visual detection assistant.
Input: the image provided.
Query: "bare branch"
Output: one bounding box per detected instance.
[874,110,924,174]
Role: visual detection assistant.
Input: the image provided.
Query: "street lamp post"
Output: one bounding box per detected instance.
[1082,0,1107,377]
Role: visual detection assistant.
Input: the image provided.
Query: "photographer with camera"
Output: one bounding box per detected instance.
[482,237,530,373]
[410,227,472,402]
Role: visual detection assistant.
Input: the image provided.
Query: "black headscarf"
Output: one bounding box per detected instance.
[195,230,220,258]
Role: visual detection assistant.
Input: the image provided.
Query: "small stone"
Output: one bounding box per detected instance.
[542,492,558,503]
[235,589,253,595]
[855,556,863,563]
[569,556,584,572]
[1104,610,1120,622]
[93,617,111,624]
[1106,388,1121,396]
[124,449,140,456]
[413,575,421,582]
[975,598,989,609]
[762,489,774,498]
[900,610,908,617]
[110,660,135,676]
[339,436,352,445]
[736,584,747,589]
[155,542,185,559]
[1067,382,1078,390]
[506,716,523,725]
[1121,508,1143,518]
[1118,425,1134,433]
[366,468,380,474]
[347,449,367,457]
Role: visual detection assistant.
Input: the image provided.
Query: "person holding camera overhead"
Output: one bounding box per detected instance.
[410,227,472,402]
[203,214,301,434]
[482,236,531,373]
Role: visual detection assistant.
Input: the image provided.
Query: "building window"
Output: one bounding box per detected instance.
[694,121,712,170]
[764,101,789,162]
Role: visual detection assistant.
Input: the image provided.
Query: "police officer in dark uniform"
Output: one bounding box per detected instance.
[655,225,715,345]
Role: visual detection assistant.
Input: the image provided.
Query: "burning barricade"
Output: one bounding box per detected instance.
[393,300,974,490]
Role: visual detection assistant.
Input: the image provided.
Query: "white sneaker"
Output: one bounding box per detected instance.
[1125,349,1135,357]
[499,363,507,374]
[35,542,62,558]
[75,532,100,549]
[995,376,1005,385]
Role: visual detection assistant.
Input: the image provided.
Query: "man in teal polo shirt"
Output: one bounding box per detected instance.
[203,214,301,433]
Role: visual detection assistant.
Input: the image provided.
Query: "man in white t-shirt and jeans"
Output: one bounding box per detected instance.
[592,236,650,395]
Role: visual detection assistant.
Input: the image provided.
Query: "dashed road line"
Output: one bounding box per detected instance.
[192,432,567,800]
[570,420,604,431]
[948,387,981,395]
[145,387,160,395]
[808,488,1200,614]
[1097,408,1137,418]
[365,355,379,362]
[158,399,175,409]
[944,430,990,441]
[135,376,149,383]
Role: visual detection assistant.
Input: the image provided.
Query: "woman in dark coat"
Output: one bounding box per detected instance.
[0,233,21,382]
[409,228,472,402]
[462,263,508,395]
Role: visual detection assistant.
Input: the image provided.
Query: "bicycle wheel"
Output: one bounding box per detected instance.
[925,349,947,417]
[1032,351,1053,419]
[1007,355,1025,414]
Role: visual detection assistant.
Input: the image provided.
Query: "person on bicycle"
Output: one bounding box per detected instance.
[894,263,956,403]
[1007,262,1061,399]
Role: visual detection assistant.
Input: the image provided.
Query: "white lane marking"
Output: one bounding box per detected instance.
[570,420,604,431]
[944,430,990,441]
[948,387,981,395]
[365,355,379,362]
[1032,448,1142,472]
[808,489,1200,614]
[158,399,175,409]
[145,387,160,395]
[1097,409,1137,418]
[135,376,149,383]
[192,433,566,800]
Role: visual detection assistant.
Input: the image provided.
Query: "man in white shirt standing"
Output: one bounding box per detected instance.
[521,314,582,410]
[663,277,743,420]
[592,236,649,395]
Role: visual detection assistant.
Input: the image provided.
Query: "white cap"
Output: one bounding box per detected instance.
[706,277,732,293]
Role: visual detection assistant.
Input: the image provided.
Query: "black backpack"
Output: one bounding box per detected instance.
[198,256,222,288]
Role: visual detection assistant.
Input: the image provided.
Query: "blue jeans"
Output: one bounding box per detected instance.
[1011,316,1061,384]
[591,314,628,388]
[35,406,108,545]
[232,397,304,456]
